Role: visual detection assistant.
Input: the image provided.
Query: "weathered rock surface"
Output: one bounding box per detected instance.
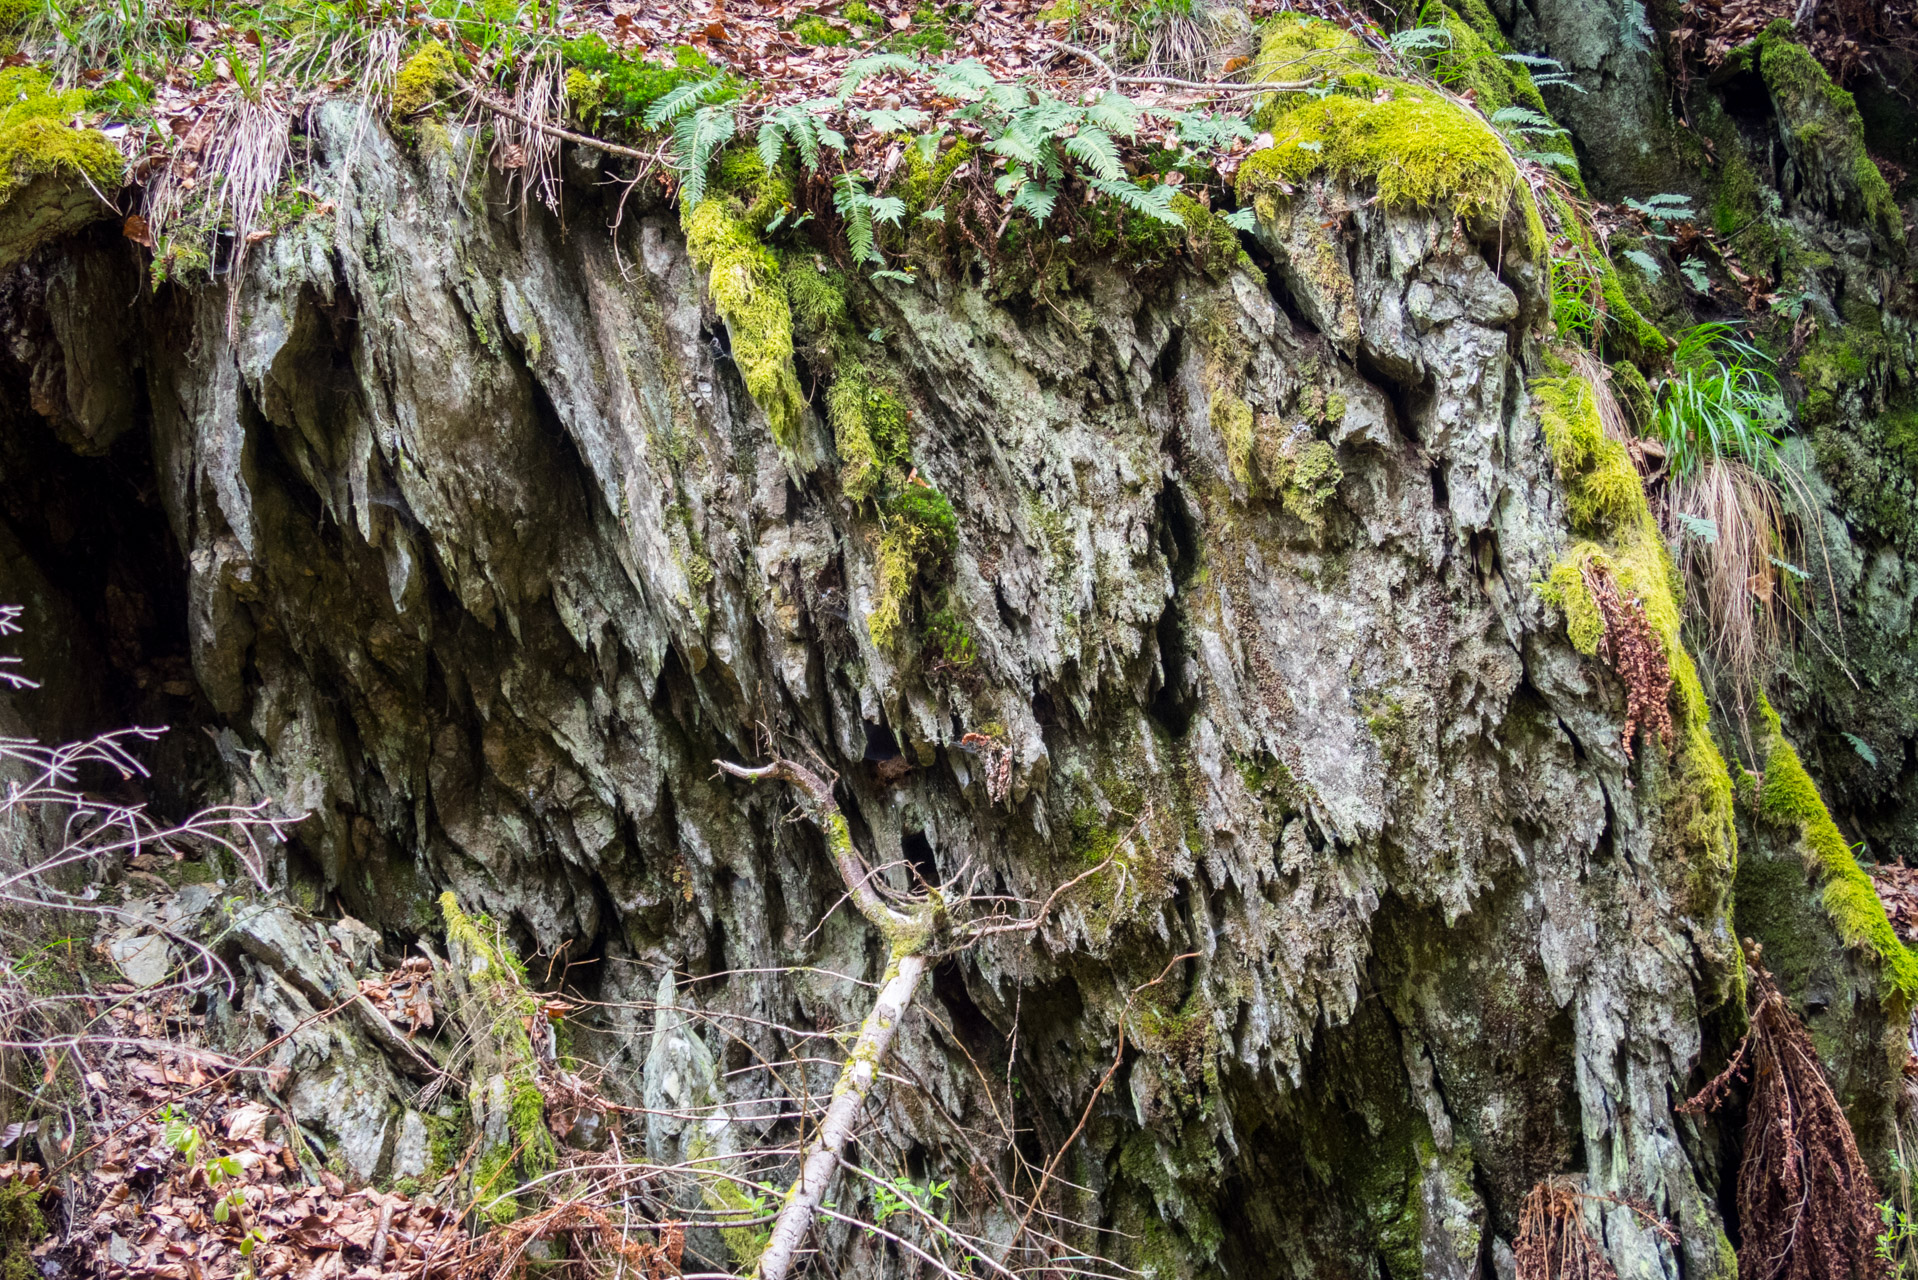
[0,75,1907,1278]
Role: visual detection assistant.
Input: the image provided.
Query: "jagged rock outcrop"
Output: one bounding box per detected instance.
[0,49,1910,1279]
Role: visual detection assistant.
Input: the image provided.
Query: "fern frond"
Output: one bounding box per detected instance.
[645,75,730,129]
[1221,205,1257,232]
[1086,90,1142,139]
[1089,177,1182,226]
[1063,128,1123,181]
[1490,105,1561,133]
[673,103,737,209]
[1010,179,1057,223]
[930,58,996,100]
[839,53,922,100]
[986,131,1045,168]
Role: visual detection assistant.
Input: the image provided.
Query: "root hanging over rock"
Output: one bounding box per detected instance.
[1514,1180,1618,1280]
[1681,942,1885,1280]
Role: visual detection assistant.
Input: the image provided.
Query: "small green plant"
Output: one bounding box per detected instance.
[161,1106,267,1269]
[870,1174,951,1231]
[1652,323,1789,481]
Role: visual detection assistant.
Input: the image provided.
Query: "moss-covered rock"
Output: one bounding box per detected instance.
[0,68,121,270]
[392,41,458,118]
[1532,373,1738,933]
[1237,15,1539,250]
[683,194,809,466]
[1747,21,1904,252]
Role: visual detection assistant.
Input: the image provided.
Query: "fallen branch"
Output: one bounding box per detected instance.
[715,752,937,1280]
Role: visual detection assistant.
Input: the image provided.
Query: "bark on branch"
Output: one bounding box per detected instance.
[714,754,937,1280]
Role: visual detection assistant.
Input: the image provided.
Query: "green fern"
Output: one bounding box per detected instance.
[643,74,732,129]
[757,99,845,172]
[834,172,907,267]
[838,53,923,100]
[671,102,737,209]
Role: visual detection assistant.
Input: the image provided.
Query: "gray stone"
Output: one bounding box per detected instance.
[107,933,173,988]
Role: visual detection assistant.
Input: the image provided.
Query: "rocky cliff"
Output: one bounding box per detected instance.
[0,3,1914,1277]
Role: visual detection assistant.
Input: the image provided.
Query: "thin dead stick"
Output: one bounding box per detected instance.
[1002,951,1201,1267]
[458,78,657,165]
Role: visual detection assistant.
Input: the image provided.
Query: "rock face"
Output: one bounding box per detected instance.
[0,79,1907,1280]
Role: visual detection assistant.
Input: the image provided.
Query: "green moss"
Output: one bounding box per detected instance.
[1533,374,1739,935]
[439,893,556,1223]
[0,1179,43,1280]
[1752,21,1904,250]
[868,484,959,650]
[842,0,883,27]
[393,41,457,117]
[1210,389,1256,488]
[1533,375,1644,534]
[0,68,122,199]
[1239,90,1521,226]
[560,37,725,134]
[1237,20,1535,245]
[1284,439,1343,526]
[1433,5,1548,120]
[827,362,911,503]
[563,66,604,124]
[1753,698,1918,1010]
[790,14,850,45]
[683,196,807,459]
[923,591,976,668]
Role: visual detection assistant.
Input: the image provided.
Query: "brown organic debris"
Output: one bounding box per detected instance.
[1681,942,1886,1280]
[1583,560,1674,760]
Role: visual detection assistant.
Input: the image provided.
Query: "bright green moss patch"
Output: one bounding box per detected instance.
[684,197,807,458]
[1240,91,1519,225]
[1533,374,1738,920]
[1753,700,1918,1009]
[869,484,958,650]
[0,68,121,197]
[828,364,911,503]
[392,41,457,117]
[1249,14,1386,98]
[439,893,556,1223]
[1532,375,1644,535]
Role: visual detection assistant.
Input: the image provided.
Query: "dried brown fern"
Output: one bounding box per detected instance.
[1583,560,1675,760]
[1681,943,1885,1280]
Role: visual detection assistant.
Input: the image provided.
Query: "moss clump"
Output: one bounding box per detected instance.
[392,41,458,117]
[0,68,122,199]
[790,14,850,45]
[1751,21,1904,251]
[1533,374,1738,934]
[868,484,959,650]
[0,1177,43,1280]
[1432,4,1549,120]
[1240,91,1520,225]
[1284,438,1343,525]
[560,38,725,136]
[439,893,556,1223]
[683,195,807,459]
[1238,18,1532,245]
[827,363,911,503]
[1752,699,1918,1010]
[1211,388,1257,488]
[1533,375,1643,534]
